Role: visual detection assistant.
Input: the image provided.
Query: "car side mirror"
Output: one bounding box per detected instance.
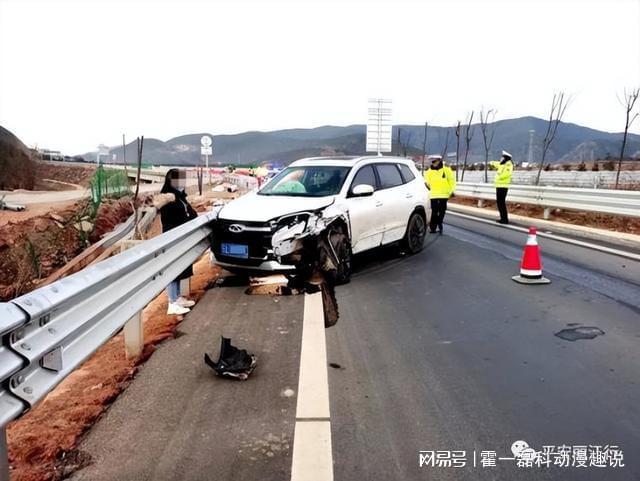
[351,184,374,197]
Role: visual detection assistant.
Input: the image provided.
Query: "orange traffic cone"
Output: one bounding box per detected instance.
[512,227,551,284]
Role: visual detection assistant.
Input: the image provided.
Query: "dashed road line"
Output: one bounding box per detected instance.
[291,291,333,481]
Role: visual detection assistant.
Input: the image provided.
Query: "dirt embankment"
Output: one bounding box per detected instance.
[450,196,640,235]
[0,127,36,190]
[33,163,96,191]
[0,198,135,300]
[5,195,223,481]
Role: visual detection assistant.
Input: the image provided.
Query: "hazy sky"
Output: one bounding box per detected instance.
[1,0,639,154]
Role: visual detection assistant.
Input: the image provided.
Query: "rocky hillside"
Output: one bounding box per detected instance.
[0,126,37,189]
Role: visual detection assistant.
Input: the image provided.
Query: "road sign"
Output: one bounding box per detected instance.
[201,146,212,155]
[366,99,392,154]
[201,136,212,147]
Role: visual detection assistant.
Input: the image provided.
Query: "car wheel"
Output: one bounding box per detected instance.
[402,212,426,254]
[329,226,352,285]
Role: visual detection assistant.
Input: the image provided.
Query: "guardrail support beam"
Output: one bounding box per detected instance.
[180,278,190,297]
[543,207,551,220]
[120,240,145,359]
[123,313,143,359]
[1,427,9,481]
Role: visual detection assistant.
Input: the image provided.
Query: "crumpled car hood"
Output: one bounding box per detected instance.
[218,191,335,222]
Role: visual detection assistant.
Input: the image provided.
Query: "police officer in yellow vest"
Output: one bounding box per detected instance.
[489,150,514,224]
[424,155,456,234]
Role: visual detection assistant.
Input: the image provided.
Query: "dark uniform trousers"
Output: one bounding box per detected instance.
[429,198,448,232]
[496,187,509,223]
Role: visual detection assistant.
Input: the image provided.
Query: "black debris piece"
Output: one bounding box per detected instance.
[204,336,257,381]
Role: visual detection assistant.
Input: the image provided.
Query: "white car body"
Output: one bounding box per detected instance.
[210,156,428,272]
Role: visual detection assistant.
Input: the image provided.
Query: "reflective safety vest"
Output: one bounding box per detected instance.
[489,160,513,187]
[424,165,456,199]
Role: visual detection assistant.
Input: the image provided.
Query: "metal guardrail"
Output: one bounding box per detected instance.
[458,171,640,188]
[0,210,217,433]
[456,182,640,218]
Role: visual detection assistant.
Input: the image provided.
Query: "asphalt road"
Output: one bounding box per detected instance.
[329,215,640,481]
[70,214,640,481]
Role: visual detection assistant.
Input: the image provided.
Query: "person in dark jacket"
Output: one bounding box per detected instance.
[154,169,198,315]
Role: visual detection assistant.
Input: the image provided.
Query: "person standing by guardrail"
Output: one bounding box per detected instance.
[489,150,514,224]
[424,155,456,234]
[153,169,198,315]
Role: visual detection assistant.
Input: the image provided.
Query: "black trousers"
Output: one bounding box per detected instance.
[496,187,509,223]
[429,198,448,231]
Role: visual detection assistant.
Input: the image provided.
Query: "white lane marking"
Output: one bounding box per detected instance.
[448,210,640,262]
[291,291,333,481]
[291,421,333,481]
[295,292,330,419]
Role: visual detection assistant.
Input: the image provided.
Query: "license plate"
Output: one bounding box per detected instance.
[221,243,249,258]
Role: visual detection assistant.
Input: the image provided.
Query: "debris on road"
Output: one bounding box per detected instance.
[244,272,339,327]
[555,326,605,341]
[204,336,257,380]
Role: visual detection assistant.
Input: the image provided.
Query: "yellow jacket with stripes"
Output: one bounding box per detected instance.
[424,165,456,199]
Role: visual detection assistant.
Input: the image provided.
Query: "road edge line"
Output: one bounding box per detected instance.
[448,210,640,262]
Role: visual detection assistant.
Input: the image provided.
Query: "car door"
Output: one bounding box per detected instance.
[374,163,408,244]
[344,164,384,254]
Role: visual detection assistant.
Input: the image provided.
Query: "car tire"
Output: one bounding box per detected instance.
[402,211,426,254]
[329,226,352,285]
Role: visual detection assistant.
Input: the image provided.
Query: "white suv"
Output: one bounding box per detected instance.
[210,156,428,282]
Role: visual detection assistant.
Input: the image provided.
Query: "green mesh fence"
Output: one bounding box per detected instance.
[90,167,131,206]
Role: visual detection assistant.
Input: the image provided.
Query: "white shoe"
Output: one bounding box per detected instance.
[167,302,190,315]
[176,296,195,308]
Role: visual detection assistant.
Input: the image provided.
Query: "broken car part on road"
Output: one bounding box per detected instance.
[204,336,257,381]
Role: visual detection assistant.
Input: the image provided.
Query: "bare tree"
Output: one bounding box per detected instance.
[421,122,428,173]
[454,120,461,181]
[615,87,640,188]
[133,136,144,239]
[461,111,475,181]
[479,108,497,183]
[536,92,569,185]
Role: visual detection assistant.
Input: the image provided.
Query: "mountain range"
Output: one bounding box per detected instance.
[75,116,639,166]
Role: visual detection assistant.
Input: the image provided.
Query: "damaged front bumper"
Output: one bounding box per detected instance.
[270,204,350,275]
[208,203,350,276]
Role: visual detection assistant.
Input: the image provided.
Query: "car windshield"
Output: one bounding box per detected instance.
[258,166,351,197]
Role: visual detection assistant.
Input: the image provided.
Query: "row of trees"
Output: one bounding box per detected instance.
[413,88,639,188]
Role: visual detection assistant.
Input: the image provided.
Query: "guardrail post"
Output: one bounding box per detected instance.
[543,207,551,220]
[180,278,190,297]
[477,199,485,208]
[123,312,143,359]
[119,240,145,359]
[1,427,9,481]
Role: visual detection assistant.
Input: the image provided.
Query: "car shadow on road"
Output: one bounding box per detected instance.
[351,234,440,279]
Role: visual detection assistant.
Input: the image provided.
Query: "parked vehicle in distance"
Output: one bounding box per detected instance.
[210,156,429,282]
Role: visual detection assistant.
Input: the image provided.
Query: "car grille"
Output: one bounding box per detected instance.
[211,220,274,267]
